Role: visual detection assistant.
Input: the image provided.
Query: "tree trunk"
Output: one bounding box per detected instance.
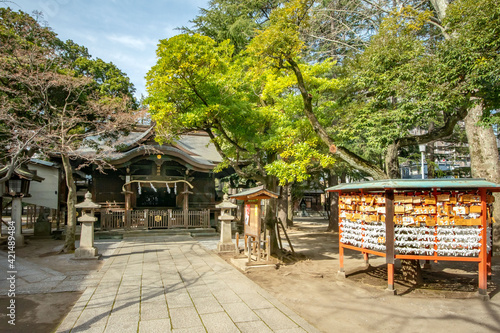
[277,185,288,228]
[327,172,339,232]
[464,101,500,242]
[286,56,389,180]
[263,176,281,255]
[62,154,77,253]
[286,183,294,227]
[385,142,401,179]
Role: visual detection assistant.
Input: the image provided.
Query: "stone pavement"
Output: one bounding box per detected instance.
[0,241,121,295]
[55,235,320,333]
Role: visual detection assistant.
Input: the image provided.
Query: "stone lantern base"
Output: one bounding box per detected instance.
[217,220,237,254]
[74,246,101,260]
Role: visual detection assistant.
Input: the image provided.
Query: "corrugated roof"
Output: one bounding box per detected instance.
[326,178,500,192]
[30,158,59,168]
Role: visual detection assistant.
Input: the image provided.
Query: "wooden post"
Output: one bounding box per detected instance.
[266,235,271,261]
[257,238,261,262]
[124,183,131,230]
[478,188,489,300]
[337,191,346,279]
[385,189,396,294]
[236,232,240,251]
[247,236,252,263]
[183,183,189,228]
[338,245,346,279]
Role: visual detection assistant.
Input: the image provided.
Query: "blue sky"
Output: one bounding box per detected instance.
[5,0,209,99]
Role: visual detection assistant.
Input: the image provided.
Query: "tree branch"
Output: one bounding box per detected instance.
[286,56,389,180]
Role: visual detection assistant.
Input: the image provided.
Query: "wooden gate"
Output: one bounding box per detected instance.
[147,210,169,228]
[101,209,210,229]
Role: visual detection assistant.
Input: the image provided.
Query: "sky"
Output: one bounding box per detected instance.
[4,0,210,99]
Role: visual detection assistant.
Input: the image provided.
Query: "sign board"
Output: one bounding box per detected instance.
[244,200,261,238]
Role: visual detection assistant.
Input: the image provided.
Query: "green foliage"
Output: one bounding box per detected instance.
[181,0,281,54]
[441,0,500,123]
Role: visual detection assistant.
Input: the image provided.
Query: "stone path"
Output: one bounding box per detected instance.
[56,236,319,333]
[0,241,120,295]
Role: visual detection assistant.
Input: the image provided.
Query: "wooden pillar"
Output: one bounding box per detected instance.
[478,188,489,300]
[183,183,189,228]
[124,183,132,230]
[337,191,346,279]
[385,189,396,294]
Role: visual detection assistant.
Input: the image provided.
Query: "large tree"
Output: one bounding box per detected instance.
[0,8,137,251]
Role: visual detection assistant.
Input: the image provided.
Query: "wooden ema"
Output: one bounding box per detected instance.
[334,188,494,299]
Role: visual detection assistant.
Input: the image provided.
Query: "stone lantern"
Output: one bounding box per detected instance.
[216,194,237,253]
[0,165,43,248]
[74,192,101,259]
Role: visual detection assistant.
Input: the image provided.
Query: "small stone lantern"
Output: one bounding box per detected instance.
[216,194,237,253]
[74,192,101,259]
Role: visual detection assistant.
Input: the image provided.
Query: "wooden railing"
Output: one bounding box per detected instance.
[100,209,210,230]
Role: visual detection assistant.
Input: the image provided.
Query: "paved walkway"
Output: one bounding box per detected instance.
[56,236,319,333]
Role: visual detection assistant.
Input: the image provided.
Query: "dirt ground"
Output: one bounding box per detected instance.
[235,218,500,333]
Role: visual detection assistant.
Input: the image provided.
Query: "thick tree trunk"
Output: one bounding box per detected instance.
[277,185,288,228]
[62,154,77,253]
[464,101,500,242]
[385,142,401,179]
[327,172,339,232]
[263,176,281,255]
[286,183,294,227]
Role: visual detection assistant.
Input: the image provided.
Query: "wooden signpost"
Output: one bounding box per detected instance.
[231,186,278,263]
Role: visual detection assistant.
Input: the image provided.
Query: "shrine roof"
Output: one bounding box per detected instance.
[76,127,222,171]
[230,185,279,201]
[326,178,500,193]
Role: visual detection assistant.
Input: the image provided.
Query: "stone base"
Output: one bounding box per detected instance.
[230,258,275,271]
[385,287,397,295]
[15,234,25,248]
[477,290,490,301]
[34,221,52,238]
[74,246,101,260]
[217,242,237,253]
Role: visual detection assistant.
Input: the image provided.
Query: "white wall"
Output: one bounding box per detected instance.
[23,164,59,210]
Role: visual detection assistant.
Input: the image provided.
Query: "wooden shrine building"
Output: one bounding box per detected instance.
[76,125,230,229]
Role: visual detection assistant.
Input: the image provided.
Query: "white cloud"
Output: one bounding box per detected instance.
[106,34,156,50]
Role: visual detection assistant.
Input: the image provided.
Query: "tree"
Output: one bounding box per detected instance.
[0,8,137,252]
[433,0,500,237]
[180,0,281,54]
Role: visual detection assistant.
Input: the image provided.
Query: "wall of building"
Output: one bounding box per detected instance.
[23,164,59,210]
